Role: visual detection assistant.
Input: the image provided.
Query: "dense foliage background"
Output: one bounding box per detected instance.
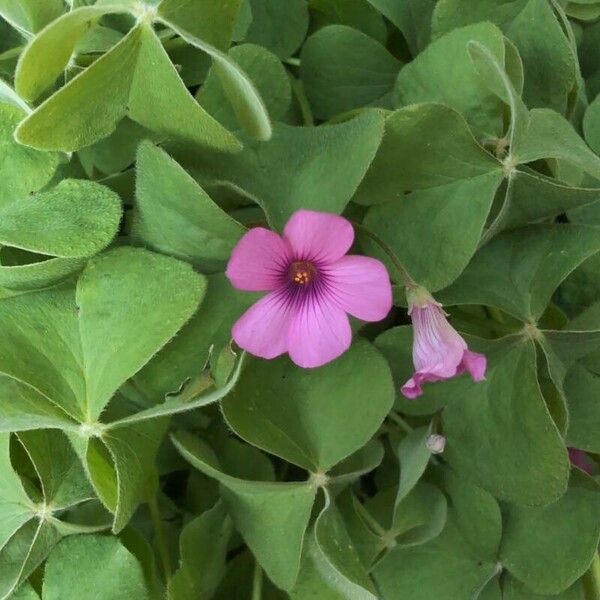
[0,0,599,598]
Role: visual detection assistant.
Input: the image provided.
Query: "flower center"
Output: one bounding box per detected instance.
[289,261,317,286]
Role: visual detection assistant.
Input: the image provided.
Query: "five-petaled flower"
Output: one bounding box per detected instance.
[401,287,487,399]
[226,210,392,368]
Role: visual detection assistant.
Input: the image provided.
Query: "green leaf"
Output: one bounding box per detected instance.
[564,364,600,452]
[500,471,600,594]
[0,252,86,293]
[0,179,121,258]
[309,0,387,45]
[15,6,119,102]
[312,490,379,598]
[514,109,600,180]
[300,25,401,120]
[395,22,506,137]
[134,141,244,272]
[222,339,394,472]
[0,0,64,35]
[0,247,205,422]
[433,0,576,112]
[442,339,569,505]
[395,425,433,504]
[159,18,273,141]
[199,43,292,131]
[16,25,241,153]
[175,111,385,230]
[172,431,316,591]
[42,534,150,600]
[0,103,58,208]
[128,25,243,150]
[354,103,502,205]
[157,0,241,51]
[365,0,436,55]
[132,273,254,402]
[17,430,93,510]
[0,433,34,550]
[244,0,309,59]
[439,225,600,323]
[436,467,502,561]
[15,26,143,152]
[0,377,78,433]
[373,511,499,600]
[503,575,586,600]
[583,93,600,156]
[0,521,62,600]
[169,501,233,600]
[364,170,502,291]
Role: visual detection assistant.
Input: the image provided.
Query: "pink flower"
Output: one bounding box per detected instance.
[226,210,392,368]
[401,288,486,399]
[568,448,594,475]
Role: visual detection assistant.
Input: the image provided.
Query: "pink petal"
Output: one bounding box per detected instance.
[461,350,487,381]
[326,255,392,321]
[287,296,352,368]
[411,305,466,378]
[283,210,354,263]
[232,292,292,359]
[226,227,291,292]
[401,372,444,399]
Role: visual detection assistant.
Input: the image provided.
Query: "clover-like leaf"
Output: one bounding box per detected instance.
[134,141,245,272]
[172,431,316,591]
[222,339,394,473]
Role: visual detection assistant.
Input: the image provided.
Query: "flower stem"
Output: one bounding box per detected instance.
[252,560,263,600]
[149,495,172,583]
[352,222,418,290]
[387,410,413,435]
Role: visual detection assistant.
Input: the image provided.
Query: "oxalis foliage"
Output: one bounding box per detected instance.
[0,0,599,598]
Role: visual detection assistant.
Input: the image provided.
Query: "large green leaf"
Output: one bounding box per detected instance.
[158,16,273,141]
[300,25,400,120]
[373,512,499,600]
[0,0,64,35]
[439,225,600,323]
[365,0,436,55]
[174,111,385,230]
[134,141,244,272]
[442,339,569,505]
[199,43,292,131]
[0,247,205,422]
[16,25,241,153]
[168,501,233,600]
[0,179,121,259]
[222,339,394,472]
[432,0,576,112]
[500,472,600,594]
[0,103,58,208]
[173,431,316,591]
[244,0,309,59]
[157,0,241,51]
[354,103,502,205]
[15,6,120,102]
[42,535,150,600]
[395,22,506,136]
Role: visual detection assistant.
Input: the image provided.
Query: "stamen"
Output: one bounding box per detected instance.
[289,261,317,286]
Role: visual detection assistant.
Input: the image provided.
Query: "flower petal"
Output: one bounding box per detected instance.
[326,255,392,321]
[283,210,354,263]
[411,304,466,377]
[232,292,292,359]
[460,350,487,382]
[226,227,291,292]
[287,296,351,368]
